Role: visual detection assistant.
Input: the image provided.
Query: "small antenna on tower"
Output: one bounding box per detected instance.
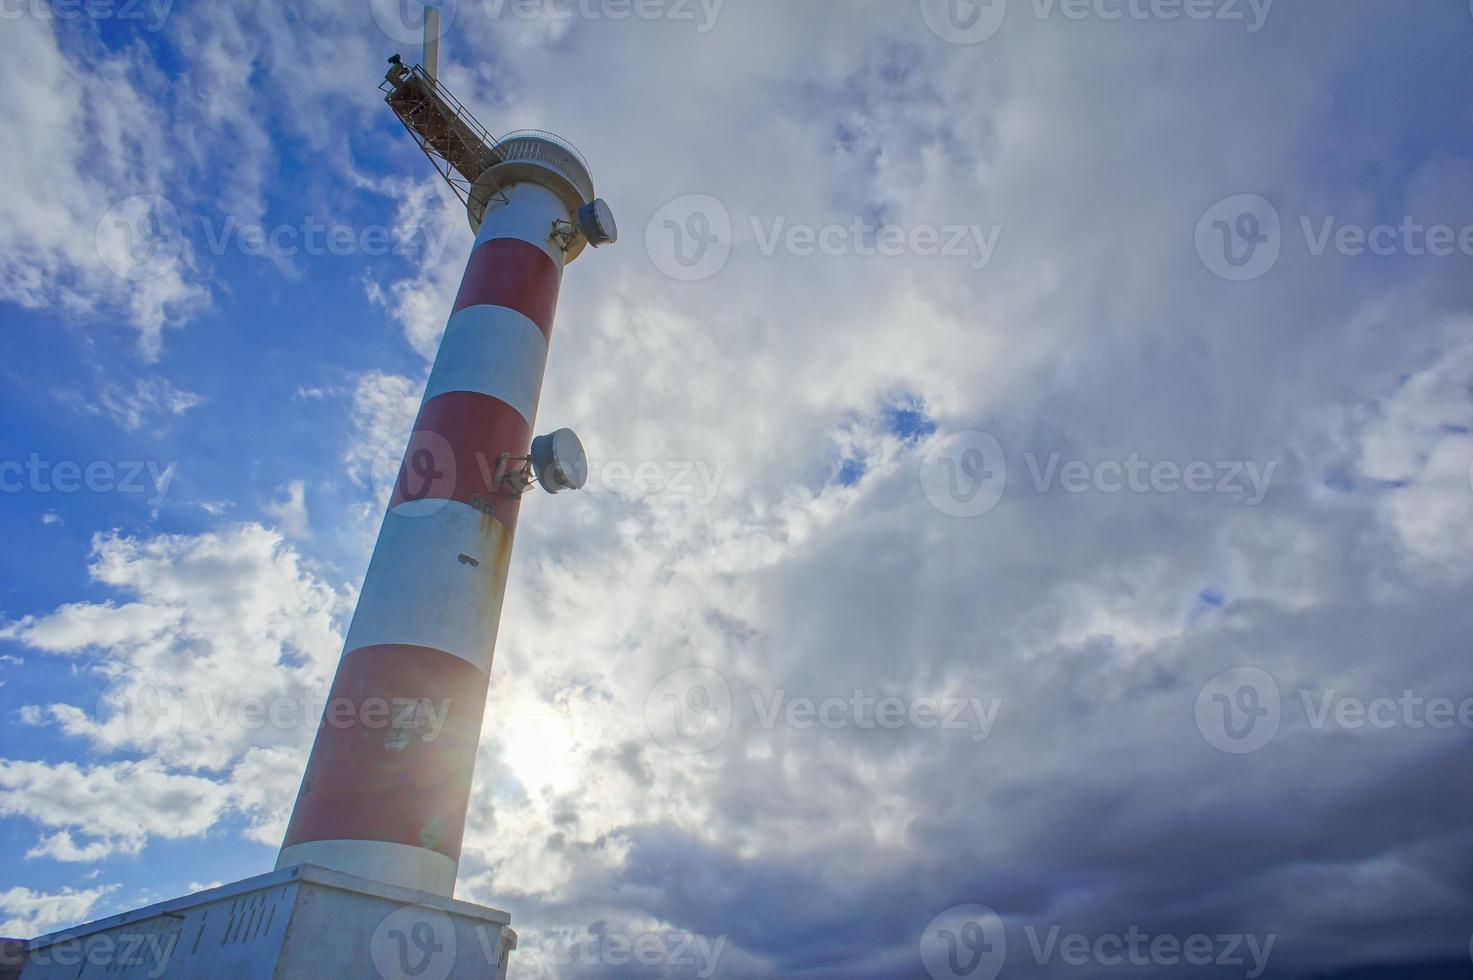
[422,2,441,80]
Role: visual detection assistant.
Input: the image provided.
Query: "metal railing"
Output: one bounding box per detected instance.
[494,129,595,204]
[380,64,595,212]
[381,63,506,208]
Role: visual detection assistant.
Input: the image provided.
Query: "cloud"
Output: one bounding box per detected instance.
[0,524,350,860]
[3,2,1473,976]
[0,759,232,860]
[86,377,206,433]
[0,19,209,360]
[343,369,423,516]
[263,480,312,540]
[1355,322,1473,572]
[0,885,117,939]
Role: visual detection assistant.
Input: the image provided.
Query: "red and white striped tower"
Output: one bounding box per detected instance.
[277,124,615,897]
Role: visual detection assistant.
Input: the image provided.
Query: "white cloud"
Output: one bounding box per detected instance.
[0,19,208,360]
[263,480,312,539]
[0,884,117,939]
[1355,323,1473,573]
[344,369,422,513]
[0,759,232,860]
[0,524,350,860]
[3,2,1472,975]
[88,377,206,433]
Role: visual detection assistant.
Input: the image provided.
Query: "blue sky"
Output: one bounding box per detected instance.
[3,1,1473,978]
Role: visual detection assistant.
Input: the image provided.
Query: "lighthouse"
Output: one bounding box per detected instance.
[16,36,615,980]
[276,58,617,899]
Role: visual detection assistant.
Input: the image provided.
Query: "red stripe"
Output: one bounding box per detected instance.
[389,390,532,530]
[452,237,562,338]
[282,644,488,860]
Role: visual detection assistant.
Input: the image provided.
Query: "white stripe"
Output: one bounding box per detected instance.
[344,500,513,673]
[476,182,571,268]
[277,840,457,897]
[422,304,548,426]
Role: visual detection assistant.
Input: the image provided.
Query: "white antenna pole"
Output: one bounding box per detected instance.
[423,4,440,79]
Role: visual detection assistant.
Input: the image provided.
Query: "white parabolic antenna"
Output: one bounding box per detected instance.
[531,428,588,494]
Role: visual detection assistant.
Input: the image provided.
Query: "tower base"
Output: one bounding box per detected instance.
[16,864,515,979]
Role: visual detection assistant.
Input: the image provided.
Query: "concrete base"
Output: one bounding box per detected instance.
[16,864,515,979]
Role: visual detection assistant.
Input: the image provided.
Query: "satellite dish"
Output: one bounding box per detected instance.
[530,428,588,494]
[576,198,618,247]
